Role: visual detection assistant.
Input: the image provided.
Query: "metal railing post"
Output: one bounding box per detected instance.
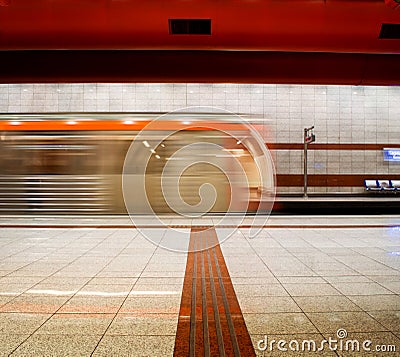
[304,128,308,198]
[303,126,315,198]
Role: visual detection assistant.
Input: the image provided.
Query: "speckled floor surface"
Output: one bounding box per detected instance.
[0,216,399,356]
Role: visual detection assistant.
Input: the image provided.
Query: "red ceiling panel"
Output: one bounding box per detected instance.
[0,0,400,53]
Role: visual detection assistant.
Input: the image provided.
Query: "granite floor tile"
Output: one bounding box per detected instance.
[367,311,400,334]
[0,296,16,308]
[238,296,302,314]
[368,275,400,284]
[11,334,102,357]
[0,296,69,314]
[243,313,318,334]
[0,334,29,357]
[348,295,400,311]
[0,313,50,334]
[282,283,341,297]
[277,276,326,284]
[131,283,183,293]
[306,311,388,333]
[330,282,394,296]
[0,276,45,286]
[94,271,142,278]
[120,296,181,314]
[228,270,277,278]
[0,284,30,295]
[57,296,125,314]
[143,263,186,272]
[293,296,362,313]
[36,313,114,335]
[234,284,289,297]
[32,276,91,286]
[77,284,134,296]
[89,277,138,285]
[136,271,185,278]
[24,284,81,296]
[231,276,281,285]
[273,270,319,277]
[313,268,361,276]
[373,281,400,294]
[323,276,373,284]
[92,335,175,356]
[134,277,184,285]
[355,268,399,276]
[107,313,178,335]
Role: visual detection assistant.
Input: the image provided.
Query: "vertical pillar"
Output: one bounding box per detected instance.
[304,128,308,198]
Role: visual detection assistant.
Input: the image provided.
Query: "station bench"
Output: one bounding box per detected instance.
[365,179,400,193]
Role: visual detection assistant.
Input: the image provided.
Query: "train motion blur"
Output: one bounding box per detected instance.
[0,113,274,214]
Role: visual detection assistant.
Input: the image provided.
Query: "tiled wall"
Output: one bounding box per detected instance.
[1,83,400,194]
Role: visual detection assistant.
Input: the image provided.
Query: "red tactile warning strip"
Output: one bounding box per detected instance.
[174,227,255,357]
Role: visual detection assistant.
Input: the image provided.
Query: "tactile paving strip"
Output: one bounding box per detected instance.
[174,227,255,357]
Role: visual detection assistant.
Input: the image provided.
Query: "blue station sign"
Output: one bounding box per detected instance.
[383,148,400,162]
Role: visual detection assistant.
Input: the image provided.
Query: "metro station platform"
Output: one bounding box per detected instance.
[0,215,399,356]
[273,196,400,215]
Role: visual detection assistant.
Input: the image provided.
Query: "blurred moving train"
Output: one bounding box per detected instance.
[0,113,274,214]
